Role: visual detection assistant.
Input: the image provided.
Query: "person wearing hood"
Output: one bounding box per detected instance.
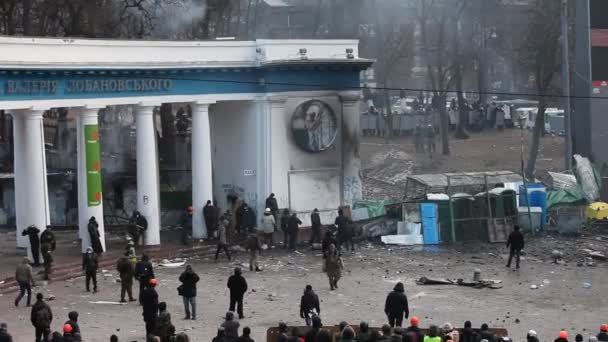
[14,257,34,307]
[238,203,257,234]
[129,210,148,246]
[215,215,232,261]
[300,285,320,326]
[213,327,226,342]
[82,247,99,292]
[261,208,276,247]
[335,209,354,253]
[87,217,103,254]
[31,293,52,342]
[116,254,136,302]
[460,321,477,342]
[385,282,409,328]
[142,278,159,336]
[324,244,343,290]
[598,325,608,342]
[178,265,200,320]
[135,254,155,305]
[404,317,423,342]
[265,193,279,219]
[65,311,80,335]
[555,331,569,342]
[310,208,322,245]
[204,200,219,238]
[227,268,248,319]
[443,323,459,342]
[477,324,495,342]
[22,225,41,266]
[287,213,302,251]
[0,322,13,342]
[221,312,240,342]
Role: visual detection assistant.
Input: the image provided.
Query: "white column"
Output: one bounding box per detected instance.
[77,107,106,252]
[15,109,49,261]
[268,96,289,208]
[256,99,272,216]
[191,102,214,239]
[11,113,27,248]
[135,105,161,245]
[340,91,363,205]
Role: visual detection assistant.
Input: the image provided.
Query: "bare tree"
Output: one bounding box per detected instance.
[518,0,561,179]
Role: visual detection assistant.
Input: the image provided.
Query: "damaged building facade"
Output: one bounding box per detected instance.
[0,36,371,254]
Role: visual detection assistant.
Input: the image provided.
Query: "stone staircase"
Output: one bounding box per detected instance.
[0,241,221,294]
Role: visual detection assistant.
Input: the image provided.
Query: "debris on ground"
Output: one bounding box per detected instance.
[158,259,187,268]
[416,277,502,289]
[89,301,127,305]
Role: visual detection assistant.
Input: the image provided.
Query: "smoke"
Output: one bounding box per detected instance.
[152,0,207,39]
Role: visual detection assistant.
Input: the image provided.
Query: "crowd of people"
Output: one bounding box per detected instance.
[3,192,593,342]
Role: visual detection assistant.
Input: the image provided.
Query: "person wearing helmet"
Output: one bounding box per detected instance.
[82,247,99,293]
[129,210,148,246]
[555,330,569,342]
[598,325,608,342]
[22,225,41,266]
[526,330,539,342]
[135,254,155,305]
[141,278,159,337]
[179,206,194,245]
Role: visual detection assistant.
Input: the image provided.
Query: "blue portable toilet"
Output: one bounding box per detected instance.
[420,202,440,244]
[519,183,547,228]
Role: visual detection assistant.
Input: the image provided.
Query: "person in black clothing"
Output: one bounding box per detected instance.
[203,200,218,238]
[300,285,320,326]
[280,209,290,249]
[227,267,248,319]
[506,225,524,269]
[129,211,148,246]
[82,247,99,292]
[237,327,254,342]
[287,213,302,251]
[526,331,539,342]
[477,324,496,342]
[242,203,257,234]
[31,293,52,342]
[265,193,279,220]
[335,209,354,253]
[305,316,322,342]
[404,317,423,342]
[179,265,200,320]
[310,209,322,244]
[88,217,104,254]
[65,311,80,335]
[22,225,41,266]
[135,254,155,305]
[598,324,608,342]
[384,282,409,328]
[555,331,569,342]
[142,278,159,337]
[460,321,477,342]
[322,231,338,258]
[0,322,13,342]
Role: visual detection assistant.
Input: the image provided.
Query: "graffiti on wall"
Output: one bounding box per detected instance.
[221,184,259,210]
[343,175,362,205]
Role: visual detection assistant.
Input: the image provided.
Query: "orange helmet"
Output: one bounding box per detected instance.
[601,324,608,332]
[187,206,194,213]
[149,278,157,286]
[63,324,73,333]
[410,316,420,326]
[559,331,568,339]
